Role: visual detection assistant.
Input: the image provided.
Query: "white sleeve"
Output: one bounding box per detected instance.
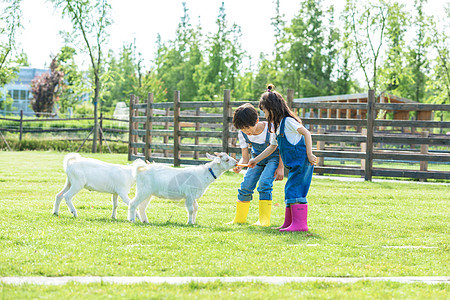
[238,131,248,148]
[285,117,304,132]
[269,132,277,145]
[269,123,278,145]
[284,117,304,145]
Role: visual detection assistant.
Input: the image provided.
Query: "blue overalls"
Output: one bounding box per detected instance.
[238,124,280,202]
[277,117,314,205]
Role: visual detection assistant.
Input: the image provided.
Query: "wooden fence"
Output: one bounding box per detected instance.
[129,90,450,181]
[0,111,129,148]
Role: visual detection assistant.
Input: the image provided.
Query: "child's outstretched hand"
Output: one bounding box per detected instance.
[232,166,242,173]
[248,159,257,168]
[308,153,318,166]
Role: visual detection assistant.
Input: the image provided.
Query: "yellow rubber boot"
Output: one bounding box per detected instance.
[227,201,250,224]
[252,200,272,226]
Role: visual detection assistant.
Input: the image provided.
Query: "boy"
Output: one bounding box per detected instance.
[228,103,284,226]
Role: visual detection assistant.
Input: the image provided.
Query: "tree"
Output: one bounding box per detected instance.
[50,0,112,153]
[155,3,204,101]
[56,45,88,114]
[428,5,450,106]
[0,0,22,86]
[130,69,167,102]
[343,0,389,92]
[282,0,338,97]
[102,44,137,113]
[406,0,431,102]
[30,58,64,117]
[271,0,287,71]
[378,1,408,97]
[198,2,243,99]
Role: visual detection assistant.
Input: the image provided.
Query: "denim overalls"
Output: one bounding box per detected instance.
[277,117,314,205]
[238,123,280,202]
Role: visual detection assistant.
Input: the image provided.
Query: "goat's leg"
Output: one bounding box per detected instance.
[137,197,151,223]
[111,194,119,219]
[53,178,70,216]
[192,199,199,224]
[63,184,83,217]
[128,195,145,222]
[118,192,142,221]
[185,196,195,225]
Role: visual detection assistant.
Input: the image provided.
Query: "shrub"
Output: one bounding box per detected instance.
[0,137,128,153]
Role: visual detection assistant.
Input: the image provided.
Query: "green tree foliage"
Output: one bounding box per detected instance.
[428,4,450,106]
[0,0,23,86]
[102,41,166,105]
[252,0,286,96]
[102,44,137,113]
[378,1,409,97]
[282,0,340,97]
[155,3,204,101]
[198,2,243,100]
[56,45,89,114]
[405,0,431,102]
[50,0,112,152]
[343,0,389,92]
[130,69,167,103]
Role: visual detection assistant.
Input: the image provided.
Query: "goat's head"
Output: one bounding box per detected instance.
[206,152,237,170]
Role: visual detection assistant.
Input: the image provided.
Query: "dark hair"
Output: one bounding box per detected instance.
[259,84,302,133]
[233,103,259,129]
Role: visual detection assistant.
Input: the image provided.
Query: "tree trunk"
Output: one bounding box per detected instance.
[92,74,100,153]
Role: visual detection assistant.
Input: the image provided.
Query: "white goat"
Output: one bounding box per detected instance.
[53,153,146,219]
[128,152,237,225]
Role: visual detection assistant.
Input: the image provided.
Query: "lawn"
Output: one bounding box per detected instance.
[0,151,448,298]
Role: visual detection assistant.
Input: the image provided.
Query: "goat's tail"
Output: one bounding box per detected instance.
[63,153,81,172]
[131,159,149,178]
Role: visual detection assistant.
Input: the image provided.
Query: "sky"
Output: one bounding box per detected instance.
[16,0,449,70]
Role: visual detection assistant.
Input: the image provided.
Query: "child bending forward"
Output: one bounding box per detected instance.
[229,103,284,226]
[248,85,317,232]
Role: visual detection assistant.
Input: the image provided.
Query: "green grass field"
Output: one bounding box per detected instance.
[0,151,448,299]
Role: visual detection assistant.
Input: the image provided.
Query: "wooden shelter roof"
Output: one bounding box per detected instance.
[293,93,417,104]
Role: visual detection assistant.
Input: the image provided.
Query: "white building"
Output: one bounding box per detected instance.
[0,67,49,116]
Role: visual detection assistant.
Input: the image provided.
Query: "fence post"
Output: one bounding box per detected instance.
[317,128,325,166]
[144,93,153,162]
[133,97,139,157]
[365,90,375,181]
[194,107,200,159]
[164,107,170,157]
[173,91,181,167]
[336,101,341,131]
[346,99,351,131]
[310,109,315,133]
[361,128,367,173]
[356,98,362,132]
[287,89,294,109]
[19,110,23,141]
[327,107,332,132]
[318,109,322,130]
[223,89,231,154]
[420,131,429,182]
[128,95,135,161]
[99,112,103,153]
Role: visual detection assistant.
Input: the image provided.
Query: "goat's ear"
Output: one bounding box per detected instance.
[206,153,216,160]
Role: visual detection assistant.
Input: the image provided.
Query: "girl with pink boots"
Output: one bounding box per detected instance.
[248,84,317,232]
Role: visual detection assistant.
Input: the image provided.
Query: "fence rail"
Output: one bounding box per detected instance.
[0,113,128,152]
[128,90,450,181]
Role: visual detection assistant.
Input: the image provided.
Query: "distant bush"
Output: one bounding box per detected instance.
[0,137,128,153]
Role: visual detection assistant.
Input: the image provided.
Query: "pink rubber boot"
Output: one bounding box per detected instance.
[280,204,308,232]
[275,206,292,229]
